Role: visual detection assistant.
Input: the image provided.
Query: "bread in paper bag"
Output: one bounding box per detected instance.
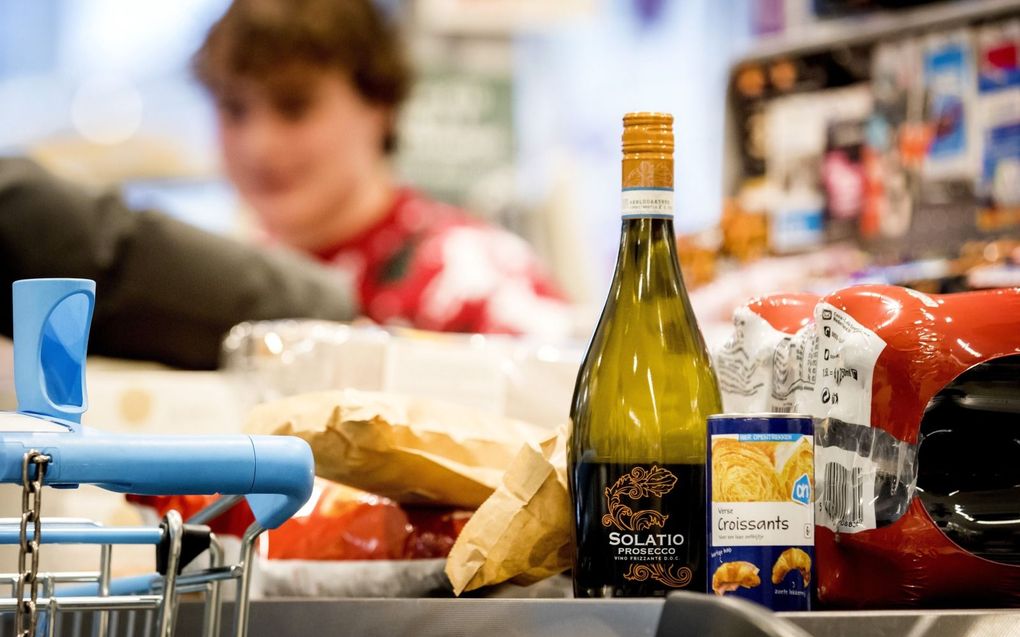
[445,425,572,595]
[245,389,542,508]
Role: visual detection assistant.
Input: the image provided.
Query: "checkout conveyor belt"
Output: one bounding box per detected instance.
[168,598,1020,637]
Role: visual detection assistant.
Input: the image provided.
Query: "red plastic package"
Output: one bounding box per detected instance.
[811,285,1020,608]
[716,285,1020,608]
[129,479,470,561]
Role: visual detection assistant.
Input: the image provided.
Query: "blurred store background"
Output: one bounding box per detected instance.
[1,0,1019,336]
[1,0,1019,580]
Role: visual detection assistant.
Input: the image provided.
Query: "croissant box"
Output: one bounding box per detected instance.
[707,414,814,611]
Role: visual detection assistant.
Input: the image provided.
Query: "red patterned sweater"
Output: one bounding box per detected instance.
[313,188,571,337]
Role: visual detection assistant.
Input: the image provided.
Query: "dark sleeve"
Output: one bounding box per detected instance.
[0,158,359,369]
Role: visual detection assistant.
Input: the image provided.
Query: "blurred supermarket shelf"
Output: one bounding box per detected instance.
[739,0,1020,64]
[412,0,595,35]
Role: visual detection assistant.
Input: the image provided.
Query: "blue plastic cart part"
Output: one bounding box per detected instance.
[13,278,94,428]
[1,278,315,530]
[0,432,313,530]
[0,525,163,545]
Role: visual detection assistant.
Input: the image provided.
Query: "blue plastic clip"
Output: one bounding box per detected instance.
[12,278,95,429]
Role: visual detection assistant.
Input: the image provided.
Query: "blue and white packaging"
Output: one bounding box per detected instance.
[707,413,814,611]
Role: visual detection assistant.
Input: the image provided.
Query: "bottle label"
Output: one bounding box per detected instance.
[573,461,704,595]
[622,188,674,218]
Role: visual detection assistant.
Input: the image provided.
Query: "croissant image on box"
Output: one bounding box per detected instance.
[772,548,812,587]
[711,434,814,503]
[712,561,762,595]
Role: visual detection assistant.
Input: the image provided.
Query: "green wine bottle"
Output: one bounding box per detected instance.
[569,112,722,598]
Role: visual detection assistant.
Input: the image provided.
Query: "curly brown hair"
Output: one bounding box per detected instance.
[193,0,412,152]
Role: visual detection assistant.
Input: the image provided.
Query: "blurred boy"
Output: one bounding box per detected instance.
[195,0,571,338]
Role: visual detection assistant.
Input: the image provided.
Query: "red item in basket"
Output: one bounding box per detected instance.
[128,480,470,561]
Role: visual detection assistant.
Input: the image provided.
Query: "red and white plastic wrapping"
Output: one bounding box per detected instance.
[715,285,1020,608]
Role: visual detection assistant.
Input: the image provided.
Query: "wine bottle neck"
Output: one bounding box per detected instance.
[618,216,679,251]
[610,217,685,300]
[616,124,682,299]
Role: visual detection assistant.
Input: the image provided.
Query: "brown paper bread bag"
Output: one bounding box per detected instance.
[445,425,572,594]
[245,389,543,508]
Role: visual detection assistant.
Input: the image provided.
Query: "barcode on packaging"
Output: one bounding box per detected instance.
[822,463,864,528]
[815,445,877,533]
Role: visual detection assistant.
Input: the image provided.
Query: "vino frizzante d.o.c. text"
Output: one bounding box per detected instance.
[568,112,722,598]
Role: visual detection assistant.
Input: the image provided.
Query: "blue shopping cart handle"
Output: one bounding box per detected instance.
[0,432,313,529]
[3,279,314,530]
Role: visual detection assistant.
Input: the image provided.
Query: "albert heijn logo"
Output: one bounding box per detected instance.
[792,473,812,505]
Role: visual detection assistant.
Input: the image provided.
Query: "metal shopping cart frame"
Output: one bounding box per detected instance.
[0,496,270,637]
[0,279,314,637]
